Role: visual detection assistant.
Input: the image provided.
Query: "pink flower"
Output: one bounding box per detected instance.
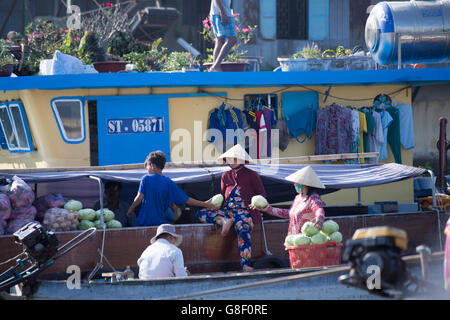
[106,2,112,7]
[235,27,240,31]
[242,28,250,33]
[75,36,80,40]
[233,13,239,17]
[6,39,11,43]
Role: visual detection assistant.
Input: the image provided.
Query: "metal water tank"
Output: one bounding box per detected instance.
[365,0,450,65]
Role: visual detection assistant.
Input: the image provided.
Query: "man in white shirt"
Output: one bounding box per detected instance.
[137,224,188,279]
[209,0,237,72]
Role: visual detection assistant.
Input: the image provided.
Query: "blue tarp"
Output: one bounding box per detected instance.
[0,163,426,204]
[0,163,425,187]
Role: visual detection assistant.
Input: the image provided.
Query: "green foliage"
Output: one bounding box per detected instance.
[162,51,192,71]
[292,44,358,59]
[0,39,16,67]
[122,38,167,72]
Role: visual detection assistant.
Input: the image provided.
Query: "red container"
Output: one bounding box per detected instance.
[285,242,343,269]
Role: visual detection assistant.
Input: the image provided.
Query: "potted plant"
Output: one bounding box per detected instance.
[201,13,257,72]
[121,38,167,72]
[0,39,17,76]
[75,2,133,72]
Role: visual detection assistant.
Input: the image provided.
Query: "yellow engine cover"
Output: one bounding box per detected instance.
[352,226,408,251]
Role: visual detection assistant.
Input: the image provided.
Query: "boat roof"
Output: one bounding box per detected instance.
[0,163,426,203]
[1,68,449,91]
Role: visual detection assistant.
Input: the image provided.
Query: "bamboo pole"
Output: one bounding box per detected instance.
[0,152,380,174]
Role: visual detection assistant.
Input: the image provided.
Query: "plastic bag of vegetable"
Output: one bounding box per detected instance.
[43,207,79,232]
[7,176,35,209]
[10,205,37,221]
[0,193,11,221]
[0,219,6,235]
[34,193,67,221]
[6,219,36,234]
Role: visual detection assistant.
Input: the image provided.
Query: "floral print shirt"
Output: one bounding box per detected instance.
[315,104,353,156]
[266,192,325,235]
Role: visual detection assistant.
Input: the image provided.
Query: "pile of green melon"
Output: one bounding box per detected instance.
[284,220,343,246]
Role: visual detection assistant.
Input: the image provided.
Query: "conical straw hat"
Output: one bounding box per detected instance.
[285,166,325,189]
[217,144,255,164]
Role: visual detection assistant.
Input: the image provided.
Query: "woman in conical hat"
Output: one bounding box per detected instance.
[196,144,266,272]
[250,165,326,235]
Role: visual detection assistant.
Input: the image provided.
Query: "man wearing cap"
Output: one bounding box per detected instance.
[196,144,266,272]
[137,224,188,279]
[250,166,325,235]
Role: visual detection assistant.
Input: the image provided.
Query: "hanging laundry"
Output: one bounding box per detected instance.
[386,106,402,164]
[315,104,353,156]
[394,103,415,150]
[207,104,245,153]
[357,110,367,163]
[366,110,383,164]
[378,110,393,160]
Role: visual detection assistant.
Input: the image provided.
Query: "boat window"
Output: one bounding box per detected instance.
[0,102,34,152]
[51,98,85,143]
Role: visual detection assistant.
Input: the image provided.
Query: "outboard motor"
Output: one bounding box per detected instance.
[338,226,418,298]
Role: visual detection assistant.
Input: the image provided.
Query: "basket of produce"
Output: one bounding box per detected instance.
[284,220,343,269]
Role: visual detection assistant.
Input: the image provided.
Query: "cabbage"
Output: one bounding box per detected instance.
[322,220,339,235]
[78,219,95,230]
[93,219,104,229]
[211,194,224,207]
[301,222,319,237]
[64,200,83,211]
[329,231,343,243]
[284,234,296,246]
[293,234,311,246]
[106,219,122,229]
[320,230,331,241]
[78,209,96,221]
[311,232,328,245]
[95,208,115,222]
[251,195,268,209]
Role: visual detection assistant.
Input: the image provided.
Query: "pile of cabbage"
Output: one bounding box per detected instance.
[284,219,343,246]
[78,207,122,230]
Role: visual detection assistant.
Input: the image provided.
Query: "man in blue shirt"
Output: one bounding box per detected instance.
[126,150,218,226]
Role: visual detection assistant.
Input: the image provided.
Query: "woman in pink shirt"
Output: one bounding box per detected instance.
[250,166,325,235]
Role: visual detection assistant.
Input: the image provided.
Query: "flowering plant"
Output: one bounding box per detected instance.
[201,13,257,62]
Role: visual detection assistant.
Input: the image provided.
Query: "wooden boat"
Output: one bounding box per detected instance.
[4,251,447,300]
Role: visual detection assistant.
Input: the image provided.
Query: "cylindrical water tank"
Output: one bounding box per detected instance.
[365,0,450,65]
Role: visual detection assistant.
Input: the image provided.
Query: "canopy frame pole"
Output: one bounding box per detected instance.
[87,175,107,281]
[357,187,362,206]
